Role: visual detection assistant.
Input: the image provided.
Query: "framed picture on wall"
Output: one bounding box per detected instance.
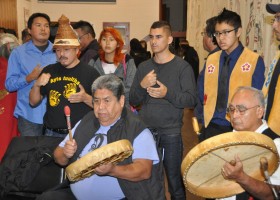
[103,22,130,52]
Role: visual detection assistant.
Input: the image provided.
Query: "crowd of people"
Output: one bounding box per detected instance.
[0,2,279,200]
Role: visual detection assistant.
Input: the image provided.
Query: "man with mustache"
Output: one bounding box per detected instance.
[5,13,57,136]
[262,3,280,136]
[29,15,99,137]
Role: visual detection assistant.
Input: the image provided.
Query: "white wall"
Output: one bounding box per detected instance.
[17,0,159,46]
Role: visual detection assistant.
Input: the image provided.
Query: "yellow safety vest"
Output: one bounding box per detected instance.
[204,47,258,127]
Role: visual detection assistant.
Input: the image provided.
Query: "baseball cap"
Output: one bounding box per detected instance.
[266,3,280,14]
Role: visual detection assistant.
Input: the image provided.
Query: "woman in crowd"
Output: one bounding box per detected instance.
[89,27,136,107]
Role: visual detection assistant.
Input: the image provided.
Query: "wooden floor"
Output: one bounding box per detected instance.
[165,108,204,200]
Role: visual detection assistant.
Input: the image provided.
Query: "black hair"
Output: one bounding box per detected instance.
[205,16,218,45]
[21,28,31,42]
[73,20,96,38]
[150,21,172,35]
[27,13,51,29]
[216,8,242,30]
[130,38,145,54]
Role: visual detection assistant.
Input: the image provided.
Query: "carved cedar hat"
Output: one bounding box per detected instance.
[53,14,80,49]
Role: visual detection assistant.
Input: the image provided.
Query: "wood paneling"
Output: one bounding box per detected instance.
[0,0,17,36]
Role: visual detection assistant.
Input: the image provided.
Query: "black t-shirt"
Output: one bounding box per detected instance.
[40,62,100,129]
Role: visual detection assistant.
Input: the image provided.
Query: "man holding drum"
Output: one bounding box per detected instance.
[220,86,280,200]
[37,74,165,200]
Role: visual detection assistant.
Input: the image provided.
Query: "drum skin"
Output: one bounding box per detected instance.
[66,139,133,182]
[181,131,279,198]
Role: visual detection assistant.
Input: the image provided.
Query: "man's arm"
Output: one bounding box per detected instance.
[68,84,93,108]
[162,64,197,108]
[5,50,29,92]
[222,156,274,200]
[29,73,51,107]
[129,69,154,106]
[94,159,153,182]
[54,139,77,166]
[236,173,274,200]
[252,56,265,89]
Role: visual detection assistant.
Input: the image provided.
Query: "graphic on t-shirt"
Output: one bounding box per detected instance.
[49,90,61,106]
[89,133,107,152]
[77,133,107,159]
[63,83,77,99]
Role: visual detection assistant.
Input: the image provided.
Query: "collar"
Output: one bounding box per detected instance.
[254,120,268,133]
[221,42,243,60]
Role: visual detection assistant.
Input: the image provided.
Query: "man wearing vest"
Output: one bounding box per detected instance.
[198,8,265,142]
[37,74,165,200]
[219,86,280,200]
[262,3,280,136]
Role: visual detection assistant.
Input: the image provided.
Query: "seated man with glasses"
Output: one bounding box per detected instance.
[219,86,280,200]
[197,8,265,142]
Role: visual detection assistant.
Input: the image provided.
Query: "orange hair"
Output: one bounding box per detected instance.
[98,27,124,66]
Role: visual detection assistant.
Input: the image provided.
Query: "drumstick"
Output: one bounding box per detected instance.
[64,105,73,141]
[260,157,279,200]
[192,117,200,135]
[210,151,236,166]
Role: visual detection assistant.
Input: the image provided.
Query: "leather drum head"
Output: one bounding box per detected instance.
[181,131,279,198]
[66,139,133,182]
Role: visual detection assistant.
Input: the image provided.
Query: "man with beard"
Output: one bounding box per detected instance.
[29,15,99,137]
[262,3,280,135]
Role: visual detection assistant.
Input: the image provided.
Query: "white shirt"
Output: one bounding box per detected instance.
[102,61,116,74]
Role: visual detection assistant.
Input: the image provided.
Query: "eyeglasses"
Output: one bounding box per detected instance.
[273,16,280,23]
[213,27,238,38]
[78,33,88,41]
[226,105,259,115]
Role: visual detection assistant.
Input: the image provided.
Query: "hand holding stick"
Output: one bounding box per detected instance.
[260,157,279,200]
[192,117,200,135]
[64,105,73,141]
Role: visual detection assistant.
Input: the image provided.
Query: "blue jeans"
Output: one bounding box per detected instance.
[44,128,68,138]
[159,133,186,200]
[18,116,43,136]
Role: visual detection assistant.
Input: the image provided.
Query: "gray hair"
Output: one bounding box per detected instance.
[233,86,265,107]
[0,33,20,59]
[91,74,124,100]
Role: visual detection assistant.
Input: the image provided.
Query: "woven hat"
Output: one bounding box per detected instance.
[53,15,80,49]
